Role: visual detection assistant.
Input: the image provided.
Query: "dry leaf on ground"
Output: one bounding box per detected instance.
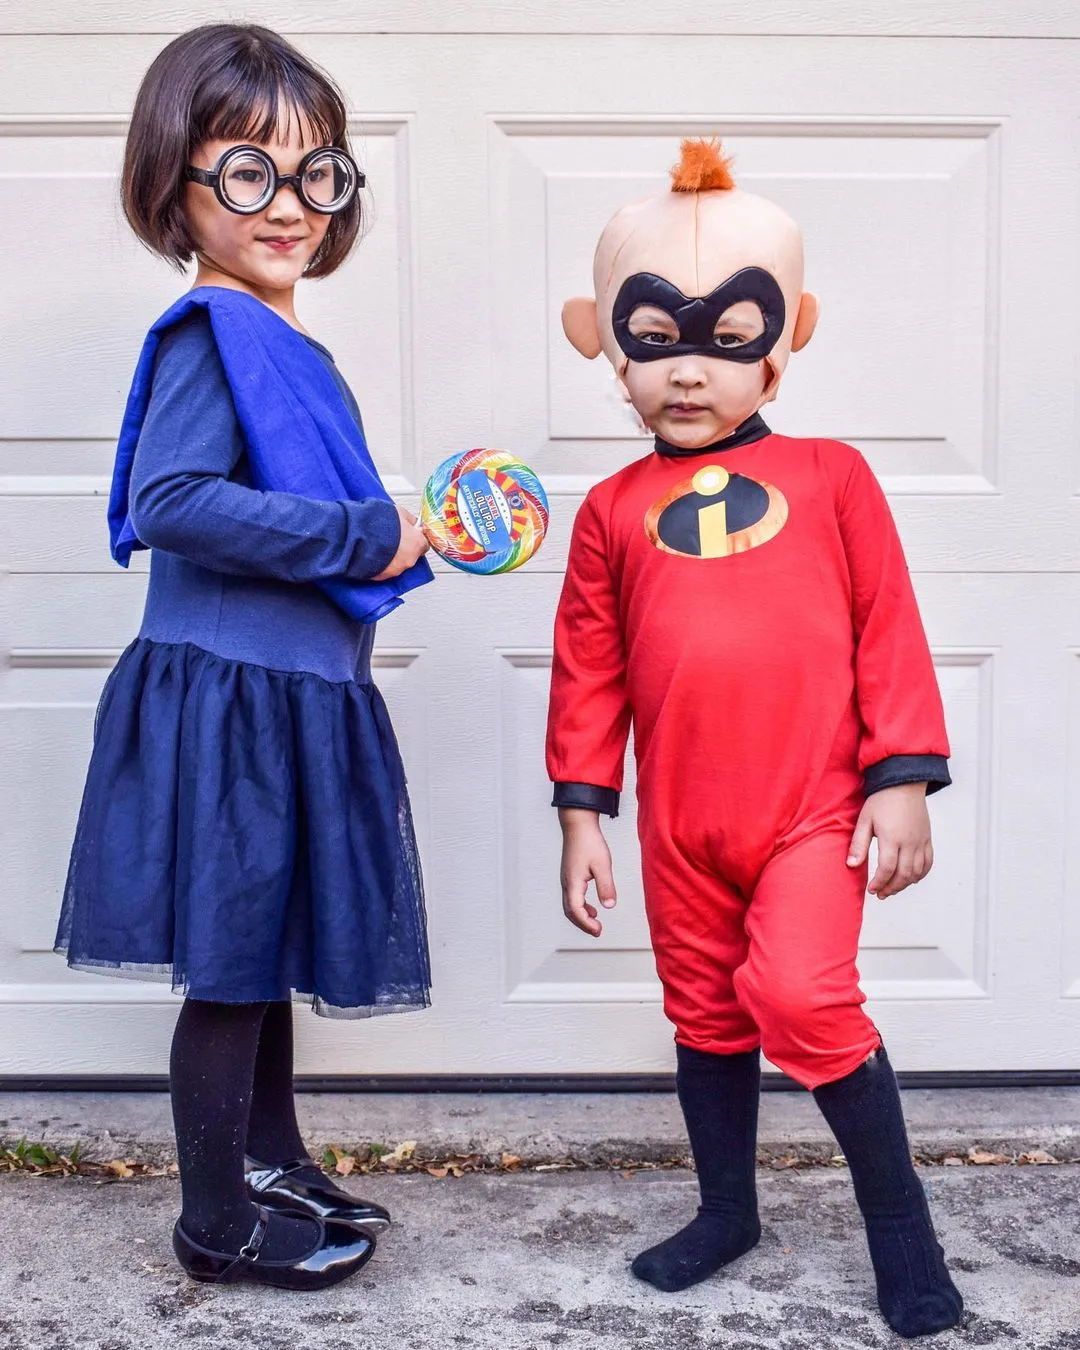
[968,1148,1010,1165]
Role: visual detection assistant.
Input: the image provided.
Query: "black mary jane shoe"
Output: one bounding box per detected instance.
[172,1206,374,1290]
[245,1156,392,1234]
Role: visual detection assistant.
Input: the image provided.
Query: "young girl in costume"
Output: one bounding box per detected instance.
[55,24,432,1290]
[548,140,964,1338]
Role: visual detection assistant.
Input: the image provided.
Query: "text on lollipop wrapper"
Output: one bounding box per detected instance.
[457,470,514,551]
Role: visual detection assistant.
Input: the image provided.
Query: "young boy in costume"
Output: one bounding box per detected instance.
[546,139,963,1339]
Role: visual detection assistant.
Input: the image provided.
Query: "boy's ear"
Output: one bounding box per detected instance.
[791,292,820,352]
[561,297,602,358]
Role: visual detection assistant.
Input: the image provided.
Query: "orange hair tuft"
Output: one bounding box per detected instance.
[670,138,735,193]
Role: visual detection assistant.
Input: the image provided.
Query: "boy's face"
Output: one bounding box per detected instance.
[563,181,817,447]
[621,297,770,448]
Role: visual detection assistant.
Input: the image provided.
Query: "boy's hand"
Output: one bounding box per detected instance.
[372,505,429,581]
[558,808,617,937]
[847,783,934,899]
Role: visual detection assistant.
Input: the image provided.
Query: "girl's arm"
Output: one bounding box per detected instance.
[128,313,401,582]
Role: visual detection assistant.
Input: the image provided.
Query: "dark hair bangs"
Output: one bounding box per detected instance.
[197,57,347,154]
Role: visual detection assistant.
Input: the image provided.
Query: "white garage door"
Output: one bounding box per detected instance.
[1,3,1078,1076]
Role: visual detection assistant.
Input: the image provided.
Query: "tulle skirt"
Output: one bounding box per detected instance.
[55,638,431,1016]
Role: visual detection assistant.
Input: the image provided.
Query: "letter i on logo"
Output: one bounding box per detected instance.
[693,465,731,558]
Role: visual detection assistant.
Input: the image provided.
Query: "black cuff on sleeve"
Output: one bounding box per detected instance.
[551,782,620,818]
[864,754,952,797]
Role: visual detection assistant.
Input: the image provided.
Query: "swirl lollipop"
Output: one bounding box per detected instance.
[421,449,549,575]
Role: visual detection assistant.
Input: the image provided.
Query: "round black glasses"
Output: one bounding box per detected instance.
[185,144,364,215]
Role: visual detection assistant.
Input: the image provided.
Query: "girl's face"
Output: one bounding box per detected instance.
[184,119,332,295]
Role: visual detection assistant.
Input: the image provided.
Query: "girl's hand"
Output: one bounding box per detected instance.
[847,782,934,899]
[372,505,429,581]
[558,808,617,937]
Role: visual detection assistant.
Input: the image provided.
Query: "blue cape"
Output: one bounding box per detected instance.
[108,286,432,623]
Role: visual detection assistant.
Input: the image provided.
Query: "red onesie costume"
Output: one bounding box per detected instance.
[548,433,948,1089]
[546,143,950,1092]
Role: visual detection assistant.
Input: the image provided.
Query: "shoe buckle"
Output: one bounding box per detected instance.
[238,1212,269,1263]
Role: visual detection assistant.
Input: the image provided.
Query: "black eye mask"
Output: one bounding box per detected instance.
[611,267,786,364]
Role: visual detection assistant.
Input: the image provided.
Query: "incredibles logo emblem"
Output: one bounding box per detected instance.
[644,464,788,558]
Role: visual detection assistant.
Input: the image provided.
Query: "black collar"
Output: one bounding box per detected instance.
[654,413,771,458]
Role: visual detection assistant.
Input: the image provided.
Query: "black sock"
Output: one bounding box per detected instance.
[245,1001,322,1183]
[170,998,321,1261]
[631,1045,762,1292]
[813,1046,963,1338]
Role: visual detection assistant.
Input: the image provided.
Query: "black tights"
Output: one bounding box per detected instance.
[169,998,320,1258]
[247,1000,310,1164]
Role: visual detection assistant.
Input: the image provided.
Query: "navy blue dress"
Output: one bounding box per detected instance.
[56,311,432,1017]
